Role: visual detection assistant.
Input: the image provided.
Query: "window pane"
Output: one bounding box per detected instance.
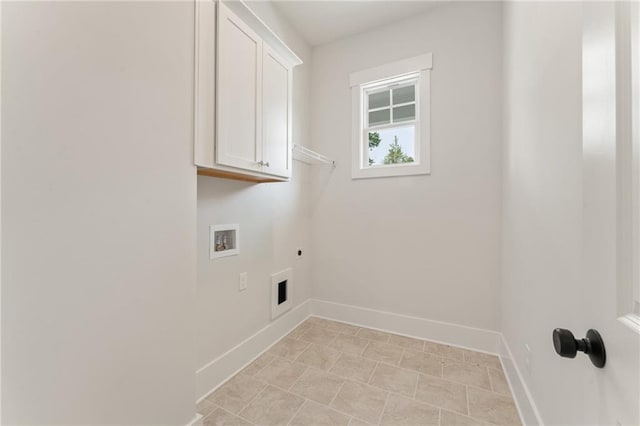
[393,85,415,104]
[369,109,390,127]
[368,90,390,109]
[393,104,415,122]
[366,125,416,167]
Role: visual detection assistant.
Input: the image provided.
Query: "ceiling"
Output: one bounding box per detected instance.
[271,1,445,47]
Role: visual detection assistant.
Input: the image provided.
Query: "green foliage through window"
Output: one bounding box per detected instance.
[368,131,381,165]
[383,136,414,164]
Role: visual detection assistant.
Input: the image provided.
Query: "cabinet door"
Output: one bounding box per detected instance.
[261,43,292,178]
[194,0,216,168]
[216,2,262,171]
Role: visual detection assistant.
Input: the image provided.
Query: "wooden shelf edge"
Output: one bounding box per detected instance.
[197,167,283,183]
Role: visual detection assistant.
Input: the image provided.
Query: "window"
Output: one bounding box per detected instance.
[365,76,418,167]
[350,53,432,179]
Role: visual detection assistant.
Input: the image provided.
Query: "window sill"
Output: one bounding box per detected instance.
[352,162,430,179]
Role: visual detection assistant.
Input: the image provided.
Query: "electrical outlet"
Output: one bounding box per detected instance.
[525,344,532,375]
[239,272,248,291]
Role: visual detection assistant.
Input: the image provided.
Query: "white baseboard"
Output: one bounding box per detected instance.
[499,336,544,426]
[196,299,311,401]
[184,413,203,426]
[310,299,503,354]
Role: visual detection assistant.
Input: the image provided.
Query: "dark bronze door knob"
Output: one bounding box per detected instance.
[553,328,606,368]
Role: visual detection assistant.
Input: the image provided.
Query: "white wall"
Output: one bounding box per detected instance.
[502,4,584,424]
[2,2,197,424]
[503,2,640,425]
[196,0,312,385]
[309,2,503,331]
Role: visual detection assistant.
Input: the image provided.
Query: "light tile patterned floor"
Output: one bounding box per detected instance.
[198,317,522,426]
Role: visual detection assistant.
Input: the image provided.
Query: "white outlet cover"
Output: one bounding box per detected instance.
[239,272,248,291]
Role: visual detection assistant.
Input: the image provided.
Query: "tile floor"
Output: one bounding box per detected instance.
[197,317,522,426]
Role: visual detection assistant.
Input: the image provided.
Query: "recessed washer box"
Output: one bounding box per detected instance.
[210,224,240,259]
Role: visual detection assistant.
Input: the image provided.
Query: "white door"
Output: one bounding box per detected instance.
[216,2,262,171]
[581,2,640,425]
[261,44,292,178]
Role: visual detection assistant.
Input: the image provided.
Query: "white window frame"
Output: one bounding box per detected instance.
[350,53,432,179]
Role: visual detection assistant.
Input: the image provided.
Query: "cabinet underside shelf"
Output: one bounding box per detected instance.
[197,167,281,183]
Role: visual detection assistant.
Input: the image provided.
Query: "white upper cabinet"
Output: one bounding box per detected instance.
[195,0,301,182]
[216,4,262,172]
[262,44,292,178]
[194,0,216,168]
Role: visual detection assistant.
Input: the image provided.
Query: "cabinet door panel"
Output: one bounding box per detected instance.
[194,0,216,168]
[216,2,262,171]
[262,44,291,178]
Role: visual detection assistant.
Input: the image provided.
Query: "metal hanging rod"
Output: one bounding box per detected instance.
[293,144,336,167]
